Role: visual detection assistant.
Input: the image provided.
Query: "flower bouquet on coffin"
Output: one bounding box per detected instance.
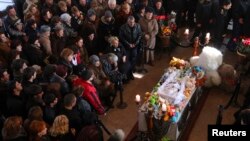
[237,37,250,57]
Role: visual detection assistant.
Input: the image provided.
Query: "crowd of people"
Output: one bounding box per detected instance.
[0,0,250,140]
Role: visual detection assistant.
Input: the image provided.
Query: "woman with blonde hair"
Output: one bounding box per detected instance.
[107,36,132,81]
[24,4,40,24]
[49,115,75,141]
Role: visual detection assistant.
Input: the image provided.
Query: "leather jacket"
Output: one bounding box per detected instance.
[119,23,142,49]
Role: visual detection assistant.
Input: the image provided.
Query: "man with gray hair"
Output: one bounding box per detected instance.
[60,13,78,38]
[119,16,142,75]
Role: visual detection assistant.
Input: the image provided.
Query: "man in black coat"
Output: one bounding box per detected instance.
[232,0,250,38]
[192,0,214,41]
[119,16,142,72]
[59,94,97,134]
[0,68,10,116]
[212,0,232,48]
[6,81,25,118]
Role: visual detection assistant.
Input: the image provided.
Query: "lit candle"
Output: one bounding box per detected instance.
[206,32,210,39]
[162,103,167,112]
[184,28,189,35]
[135,94,141,103]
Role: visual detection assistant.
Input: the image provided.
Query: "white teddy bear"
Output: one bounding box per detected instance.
[190,46,223,87]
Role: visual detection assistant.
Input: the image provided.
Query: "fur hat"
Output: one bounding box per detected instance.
[60,13,71,22]
[40,25,51,33]
[89,55,100,65]
[87,8,96,18]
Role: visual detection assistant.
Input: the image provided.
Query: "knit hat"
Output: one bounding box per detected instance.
[89,55,100,65]
[40,25,51,33]
[145,7,154,13]
[104,10,113,18]
[60,13,71,22]
[87,8,96,18]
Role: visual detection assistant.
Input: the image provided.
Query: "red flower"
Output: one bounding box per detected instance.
[242,38,250,47]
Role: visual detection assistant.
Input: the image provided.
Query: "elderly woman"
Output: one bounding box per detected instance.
[107,36,133,81]
[88,55,115,107]
[60,13,78,39]
[139,7,158,66]
[100,53,126,87]
[107,0,120,18]
[39,25,52,56]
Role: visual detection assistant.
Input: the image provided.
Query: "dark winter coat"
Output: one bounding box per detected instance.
[119,23,142,49]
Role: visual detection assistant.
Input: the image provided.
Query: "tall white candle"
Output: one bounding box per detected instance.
[184,28,189,35]
[206,32,210,39]
[162,103,167,112]
[135,94,141,103]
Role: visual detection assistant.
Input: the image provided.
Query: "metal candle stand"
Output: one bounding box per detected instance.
[115,81,127,109]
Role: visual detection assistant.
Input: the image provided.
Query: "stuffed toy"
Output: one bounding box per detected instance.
[190,46,223,87]
[217,63,237,92]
